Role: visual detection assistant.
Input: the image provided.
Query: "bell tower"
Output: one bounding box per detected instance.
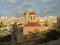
[24,10,30,23]
[29,11,36,22]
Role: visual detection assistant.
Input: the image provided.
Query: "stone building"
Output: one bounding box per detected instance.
[12,22,24,41]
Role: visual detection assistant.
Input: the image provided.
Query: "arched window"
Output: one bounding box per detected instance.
[31,16,32,20]
[33,16,35,20]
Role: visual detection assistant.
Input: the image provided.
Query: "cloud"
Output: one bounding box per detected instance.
[6,0,17,3]
[38,0,60,16]
[0,0,60,16]
[0,0,5,2]
[40,0,53,3]
[9,1,34,16]
[0,0,17,3]
[21,1,33,9]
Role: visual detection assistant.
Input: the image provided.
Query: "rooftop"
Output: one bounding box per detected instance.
[24,22,41,27]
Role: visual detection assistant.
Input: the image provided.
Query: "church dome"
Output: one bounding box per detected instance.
[30,11,36,15]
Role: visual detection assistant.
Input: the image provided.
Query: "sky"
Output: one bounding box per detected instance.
[0,0,60,17]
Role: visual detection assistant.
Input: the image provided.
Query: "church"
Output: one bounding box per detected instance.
[23,10,47,34]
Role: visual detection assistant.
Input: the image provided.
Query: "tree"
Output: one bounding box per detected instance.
[0,35,11,42]
[43,29,60,42]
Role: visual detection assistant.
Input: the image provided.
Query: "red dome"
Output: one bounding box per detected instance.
[30,11,36,15]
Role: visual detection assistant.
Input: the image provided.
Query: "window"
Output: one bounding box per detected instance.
[31,16,32,20]
[45,24,47,26]
[20,27,23,32]
[33,16,35,20]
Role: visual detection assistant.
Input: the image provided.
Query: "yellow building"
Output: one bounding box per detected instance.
[23,11,40,34]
